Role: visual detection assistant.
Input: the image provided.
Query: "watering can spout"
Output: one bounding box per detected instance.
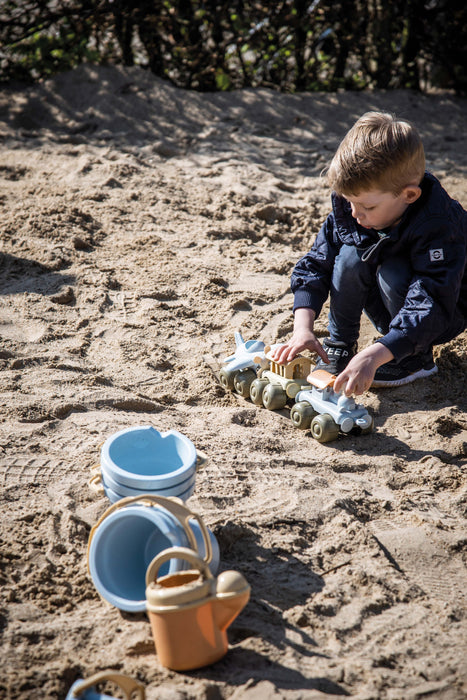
[214,570,250,631]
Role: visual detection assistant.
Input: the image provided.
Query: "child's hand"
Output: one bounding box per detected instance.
[270,329,329,365]
[334,343,394,395]
[333,354,377,396]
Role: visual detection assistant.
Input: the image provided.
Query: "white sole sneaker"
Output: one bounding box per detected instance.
[371,364,438,388]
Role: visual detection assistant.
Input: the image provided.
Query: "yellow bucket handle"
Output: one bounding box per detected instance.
[88,468,105,495]
[195,449,208,469]
[71,671,145,699]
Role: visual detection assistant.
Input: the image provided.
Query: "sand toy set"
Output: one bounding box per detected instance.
[66,333,370,695]
[219,331,373,443]
[86,495,249,670]
[70,328,368,690]
[68,424,250,695]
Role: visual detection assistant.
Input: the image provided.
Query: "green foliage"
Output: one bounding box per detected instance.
[0,0,119,83]
[1,0,466,94]
[5,18,100,80]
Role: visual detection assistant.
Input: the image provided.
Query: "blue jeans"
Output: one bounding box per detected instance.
[328,244,464,348]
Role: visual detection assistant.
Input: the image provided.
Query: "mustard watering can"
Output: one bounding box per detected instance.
[145,546,250,671]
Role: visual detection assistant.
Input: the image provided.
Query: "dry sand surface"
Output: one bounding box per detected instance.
[1,65,466,700]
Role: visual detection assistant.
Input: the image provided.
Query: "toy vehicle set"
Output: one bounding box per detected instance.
[219,332,373,443]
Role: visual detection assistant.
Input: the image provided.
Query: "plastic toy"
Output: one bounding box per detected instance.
[87,495,219,612]
[65,671,145,700]
[100,425,197,490]
[219,333,373,443]
[292,369,373,442]
[146,546,250,670]
[218,331,266,396]
[250,345,313,410]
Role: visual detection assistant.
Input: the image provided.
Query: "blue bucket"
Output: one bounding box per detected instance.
[87,495,219,613]
[101,480,195,505]
[100,426,197,490]
[100,464,196,504]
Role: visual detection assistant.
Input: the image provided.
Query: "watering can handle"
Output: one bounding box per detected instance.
[87,495,212,572]
[145,546,213,586]
[71,671,145,699]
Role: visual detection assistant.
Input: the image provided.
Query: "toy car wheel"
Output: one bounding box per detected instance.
[219,367,236,391]
[250,378,269,405]
[290,401,317,430]
[262,384,287,411]
[311,414,340,443]
[233,368,256,398]
[360,415,374,435]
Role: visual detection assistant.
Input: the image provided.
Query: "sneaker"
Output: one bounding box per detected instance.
[372,350,438,388]
[314,338,357,375]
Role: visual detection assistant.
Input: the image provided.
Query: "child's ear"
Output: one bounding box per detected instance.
[403,185,422,204]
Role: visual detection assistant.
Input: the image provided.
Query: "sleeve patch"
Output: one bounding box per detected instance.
[429,248,444,262]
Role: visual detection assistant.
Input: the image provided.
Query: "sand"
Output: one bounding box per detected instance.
[0,64,466,700]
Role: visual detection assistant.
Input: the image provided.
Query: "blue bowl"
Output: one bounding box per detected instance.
[100,426,197,490]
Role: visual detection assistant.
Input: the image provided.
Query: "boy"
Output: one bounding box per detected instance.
[272,111,467,396]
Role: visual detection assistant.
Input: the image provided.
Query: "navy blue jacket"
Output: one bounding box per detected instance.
[291,173,467,361]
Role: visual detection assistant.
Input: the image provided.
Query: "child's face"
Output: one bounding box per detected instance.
[344,187,420,231]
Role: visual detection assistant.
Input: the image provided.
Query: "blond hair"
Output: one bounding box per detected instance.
[326,112,425,196]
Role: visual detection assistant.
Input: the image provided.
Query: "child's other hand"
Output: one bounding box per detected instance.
[334,343,394,395]
[270,329,329,365]
[333,354,377,396]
